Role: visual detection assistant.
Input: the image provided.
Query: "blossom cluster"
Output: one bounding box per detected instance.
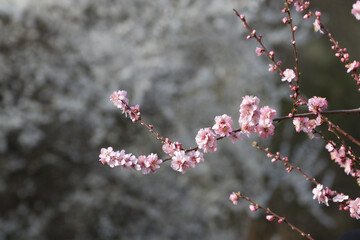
[238,95,277,139]
[99,147,163,174]
[292,96,327,135]
[312,184,360,220]
[325,143,359,177]
[110,90,141,122]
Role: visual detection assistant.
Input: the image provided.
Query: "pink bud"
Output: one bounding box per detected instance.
[240,14,245,20]
[315,11,321,17]
[292,40,296,45]
[293,26,298,31]
[269,51,274,57]
[249,205,257,212]
[266,215,275,221]
[278,218,284,223]
[252,29,256,35]
[282,17,288,23]
[303,14,310,19]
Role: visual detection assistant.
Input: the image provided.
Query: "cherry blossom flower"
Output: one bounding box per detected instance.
[171,150,190,173]
[212,114,233,137]
[256,106,276,139]
[349,198,360,219]
[293,116,321,134]
[138,153,162,174]
[110,90,129,113]
[239,95,260,136]
[99,147,115,165]
[255,47,263,56]
[268,64,276,72]
[228,132,242,143]
[162,138,177,156]
[346,60,359,73]
[229,192,239,205]
[195,128,217,153]
[312,184,329,206]
[308,96,328,114]
[281,69,296,82]
[313,19,323,34]
[352,1,360,20]
[187,150,204,168]
[129,104,141,122]
[333,194,349,203]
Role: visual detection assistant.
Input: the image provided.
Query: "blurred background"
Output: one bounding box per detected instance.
[1,0,360,239]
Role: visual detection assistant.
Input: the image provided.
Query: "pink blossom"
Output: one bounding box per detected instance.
[346,60,359,73]
[227,132,242,143]
[312,184,329,206]
[294,1,301,11]
[352,1,360,20]
[187,150,204,168]
[282,17,288,23]
[110,90,129,113]
[120,152,139,169]
[129,104,141,122]
[256,106,277,139]
[195,128,217,153]
[281,69,296,82]
[349,198,360,219]
[313,19,323,34]
[171,150,190,173]
[138,153,162,174]
[268,64,276,72]
[333,194,349,203]
[344,158,353,175]
[212,114,233,137]
[99,147,114,165]
[239,95,260,136]
[308,96,328,114]
[162,138,177,156]
[255,47,263,56]
[229,192,239,205]
[266,215,275,221]
[293,117,320,134]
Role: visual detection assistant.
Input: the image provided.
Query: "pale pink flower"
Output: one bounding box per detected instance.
[187,150,204,168]
[313,19,323,34]
[239,96,260,136]
[229,192,239,205]
[346,60,359,73]
[268,64,276,72]
[308,96,328,114]
[138,154,162,174]
[325,143,334,152]
[255,47,263,56]
[212,114,233,137]
[110,90,129,113]
[129,104,141,122]
[171,150,190,173]
[281,69,296,82]
[120,153,138,169]
[195,128,217,153]
[294,1,301,11]
[162,138,177,156]
[228,132,243,143]
[352,1,360,20]
[256,106,276,139]
[99,147,114,165]
[344,158,353,175]
[293,117,321,134]
[312,184,329,206]
[333,194,349,203]
[349,197,360,219]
